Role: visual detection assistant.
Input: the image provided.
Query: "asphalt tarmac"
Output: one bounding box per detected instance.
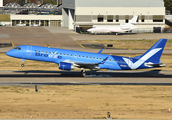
[0,70,172,86]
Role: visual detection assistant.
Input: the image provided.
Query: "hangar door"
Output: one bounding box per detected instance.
[12,20,20,26]
[50,20,61,27]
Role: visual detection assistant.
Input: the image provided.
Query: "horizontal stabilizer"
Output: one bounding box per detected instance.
[144,62,166,67]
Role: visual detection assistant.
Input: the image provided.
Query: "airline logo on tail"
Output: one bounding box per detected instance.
[123,48,162,69]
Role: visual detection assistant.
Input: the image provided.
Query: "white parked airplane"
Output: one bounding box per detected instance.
[87,15,138,35]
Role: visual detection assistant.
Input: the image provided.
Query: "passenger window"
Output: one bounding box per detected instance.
[110,59,111,61]
[60,53,62,55]
[83,56,84,58]
[113,60,115,61]
[56,53,58,54]
[42,51,44,53]
[86,56,88,58]
[46,51,47,53]
[71,54,72,56]
[49,52,51,54]
[120,60,122,62]
[100,58,101,60]
[67,54,69,56]
[93,57,95,59]
[39,51,40,52]
[79,55,80,57]
[53,52,54,54]
[35,50,37,52]
[117,60,118,62]
[75,55,77,57]
[97,58,98,59]
[64,53,65,55]
[90,57,92,59]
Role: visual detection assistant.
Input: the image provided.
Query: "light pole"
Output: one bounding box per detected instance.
[106,12,107,25]
[148,12,149,29]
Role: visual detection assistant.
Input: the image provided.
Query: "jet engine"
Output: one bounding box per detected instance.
[59,62,75,71]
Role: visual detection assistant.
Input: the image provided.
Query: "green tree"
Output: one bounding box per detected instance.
[164,0,172,11]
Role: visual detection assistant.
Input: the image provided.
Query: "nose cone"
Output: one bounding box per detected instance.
[87,28,91,32]
[6,50,13,57]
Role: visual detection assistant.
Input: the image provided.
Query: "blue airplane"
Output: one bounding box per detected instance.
[6,38,167,77]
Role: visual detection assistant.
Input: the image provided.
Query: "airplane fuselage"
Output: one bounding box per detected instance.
[6,39,167,76]
[87,24,138,34]
[6,45,155,71]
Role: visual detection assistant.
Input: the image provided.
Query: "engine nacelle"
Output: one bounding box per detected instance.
[59,62,75,71]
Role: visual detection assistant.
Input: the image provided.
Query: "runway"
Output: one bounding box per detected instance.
[0,70,172,86]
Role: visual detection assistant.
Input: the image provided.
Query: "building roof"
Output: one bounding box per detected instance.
[63,0,164,9]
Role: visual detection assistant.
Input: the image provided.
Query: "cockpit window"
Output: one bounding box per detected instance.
[14,47,21,50]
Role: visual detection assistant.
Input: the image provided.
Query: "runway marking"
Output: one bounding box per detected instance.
[76,41,85,48]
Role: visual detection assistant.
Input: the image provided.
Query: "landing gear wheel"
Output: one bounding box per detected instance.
[21,64,24,67]
[82,72,86,77]
[81,69,86,77]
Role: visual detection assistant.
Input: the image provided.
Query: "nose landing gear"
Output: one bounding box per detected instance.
[21,64,24,67]
[21,59,25,67]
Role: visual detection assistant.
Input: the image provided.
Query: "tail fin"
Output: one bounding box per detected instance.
[133,39,167,63]
[129,15,138,24]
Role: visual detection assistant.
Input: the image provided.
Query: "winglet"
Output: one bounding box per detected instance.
[98,57,108,64]
[98,48,104,54]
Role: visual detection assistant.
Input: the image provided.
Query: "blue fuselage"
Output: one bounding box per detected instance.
[6,45,156,70]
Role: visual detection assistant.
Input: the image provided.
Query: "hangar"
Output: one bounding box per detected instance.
[62,0,165,32]
[0,1,62,27]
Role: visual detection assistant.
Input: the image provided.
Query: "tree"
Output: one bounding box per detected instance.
[164,0,172,12]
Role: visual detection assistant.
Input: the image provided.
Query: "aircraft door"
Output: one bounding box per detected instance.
[27,46,32,56]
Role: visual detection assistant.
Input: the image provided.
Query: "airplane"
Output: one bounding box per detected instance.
[87,15,138,35]
[6,38,167,77]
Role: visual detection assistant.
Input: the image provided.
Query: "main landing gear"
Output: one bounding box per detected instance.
[81,69,86,77]
[21,59,25,67]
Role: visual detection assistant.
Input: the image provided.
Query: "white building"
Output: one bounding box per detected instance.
[62,0,165,32]
[0,0,3,7]
[11,15,62,26]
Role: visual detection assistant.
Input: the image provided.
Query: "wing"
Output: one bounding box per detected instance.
[74,62,99,69]
[74,57,108,69]
[108,29,127,33]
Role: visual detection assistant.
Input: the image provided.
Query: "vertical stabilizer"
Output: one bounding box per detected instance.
[133,39,167,63]
[141,39,167,63]
[124,39,167,70]
[129,15,138,24]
